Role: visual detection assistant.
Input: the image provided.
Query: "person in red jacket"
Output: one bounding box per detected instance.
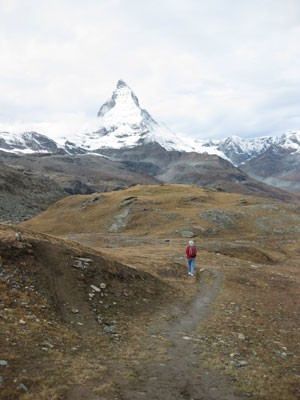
[186,240,197,276]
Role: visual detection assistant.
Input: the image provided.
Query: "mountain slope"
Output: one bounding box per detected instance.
[63,79,196,153]
[1,81,300,196]
[241,146,300,193]
[0,130,64,154]
[0,151,161,197]
[0,161,65,223]
[99,143,300,202]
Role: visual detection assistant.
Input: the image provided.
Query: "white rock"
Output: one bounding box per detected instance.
[90,285,101,293]
[76,258,92,263]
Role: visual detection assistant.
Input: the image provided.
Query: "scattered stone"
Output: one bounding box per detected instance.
[198,209,244,230]
[236,361,249,367]
[0,376,3,383]
[90,285,101,293]
[15,232,24,242]
[72,309,79,314]
[165,213,180,220]
[239,198,247,204]
[182,336,192,341]
[119,197,137,208]
[76,258,93,263]
[0,360,7,366]
[43,341,54,349]
[100,283,106,289]
[42,347,48,352]
[193,226,219,236]
[275,351,287,359]
[230,353,240,358]
[109,208,131,232]
[184,217,192,221]
[104,325,116,334]
[73,260,85,270]
[238,333,246,341]
[18,383,29,392]
[181,231,195,238]
[19,319,26,325]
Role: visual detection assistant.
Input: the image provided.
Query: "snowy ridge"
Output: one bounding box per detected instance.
[64,80,199,153]
[0,80,300,166]
[0,131,62,154]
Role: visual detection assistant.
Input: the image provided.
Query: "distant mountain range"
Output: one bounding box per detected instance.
[0,80,300,194]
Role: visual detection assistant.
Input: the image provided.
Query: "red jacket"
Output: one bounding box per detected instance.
[186,246,197,259]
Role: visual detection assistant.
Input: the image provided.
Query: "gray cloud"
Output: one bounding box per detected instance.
[0,0,300,140]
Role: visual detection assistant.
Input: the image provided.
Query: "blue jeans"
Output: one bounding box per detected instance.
[188,258,195,275]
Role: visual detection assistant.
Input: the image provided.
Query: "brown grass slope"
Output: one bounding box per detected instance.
[21,184,300,240]
[19,184,300,399]
[0,225,176,400]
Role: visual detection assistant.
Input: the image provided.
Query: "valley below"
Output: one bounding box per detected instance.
[0,185,300,399]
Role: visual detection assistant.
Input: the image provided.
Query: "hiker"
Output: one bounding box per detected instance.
[186,240,197,276]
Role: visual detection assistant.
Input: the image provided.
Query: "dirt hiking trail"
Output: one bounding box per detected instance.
[112,268,259,400]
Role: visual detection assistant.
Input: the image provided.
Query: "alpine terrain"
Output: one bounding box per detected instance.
[1,82,300,400]
[1,80,299,226]
[1,184,300,399]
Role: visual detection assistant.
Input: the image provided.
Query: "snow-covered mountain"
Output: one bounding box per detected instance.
[62,79,201,153]
[0,80,300,168]
[211,131,300,166]
[0,131,63,154]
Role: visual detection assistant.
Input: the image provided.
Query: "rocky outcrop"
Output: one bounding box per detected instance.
[0,162,65,223]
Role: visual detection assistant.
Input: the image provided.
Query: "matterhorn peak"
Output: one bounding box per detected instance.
[97,80,141,118]
[116,79,129,89]
[60,80,199,153]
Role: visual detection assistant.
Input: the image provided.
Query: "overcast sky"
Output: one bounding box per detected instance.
[0,0,300,140]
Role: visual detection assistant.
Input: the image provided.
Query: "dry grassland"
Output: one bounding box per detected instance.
[1,184,299,399]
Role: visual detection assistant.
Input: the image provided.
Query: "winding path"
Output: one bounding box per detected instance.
[115,269,259,400]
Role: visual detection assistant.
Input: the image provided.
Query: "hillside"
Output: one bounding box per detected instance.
[21,184,300,239]
[0,161,65,223]
[103,144,300,202]
[2,185,300,399]
[0,151,160,196]
[1,81,300,199]
[0,225,174,400]
[241,147,300,193]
